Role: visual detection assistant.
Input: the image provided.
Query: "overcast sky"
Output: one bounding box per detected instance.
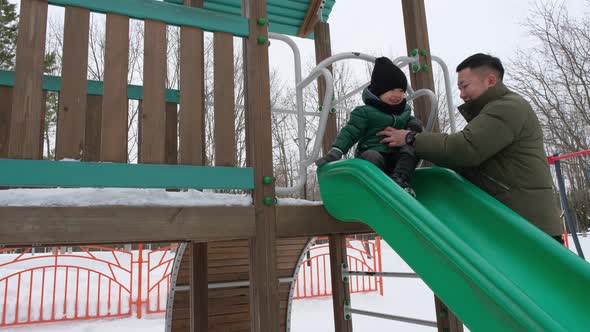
[267,0,589,85]
[7,0,589,88]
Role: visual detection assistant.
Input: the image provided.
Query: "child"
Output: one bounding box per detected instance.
[315,56,422,196]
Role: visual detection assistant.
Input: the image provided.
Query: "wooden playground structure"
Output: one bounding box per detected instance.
[0,0,462,331]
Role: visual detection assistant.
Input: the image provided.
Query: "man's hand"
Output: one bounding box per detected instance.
[315,148,343,168]
[377,127,410,147]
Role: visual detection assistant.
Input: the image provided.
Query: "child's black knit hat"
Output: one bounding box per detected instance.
[369,57,408,97]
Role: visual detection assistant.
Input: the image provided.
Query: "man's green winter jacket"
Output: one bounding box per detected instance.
[415,82,563,236]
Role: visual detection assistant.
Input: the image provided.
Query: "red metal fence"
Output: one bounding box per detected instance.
[293,236,383,299]
[0,244,174,327]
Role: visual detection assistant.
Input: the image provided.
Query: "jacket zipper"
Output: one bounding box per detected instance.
[481,172,511,190]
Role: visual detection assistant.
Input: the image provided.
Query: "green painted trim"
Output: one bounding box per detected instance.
[48,0,249,37]
[0,70,181,103]
[0,159,254,190]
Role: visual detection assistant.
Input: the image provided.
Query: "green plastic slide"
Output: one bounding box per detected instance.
[317,159,590,332]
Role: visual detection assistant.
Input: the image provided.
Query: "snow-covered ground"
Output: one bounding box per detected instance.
[1,236,588,332]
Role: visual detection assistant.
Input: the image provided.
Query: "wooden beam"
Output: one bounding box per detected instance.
[401,1,460,330]
[56,6,89,160]
[297,0,322,38]
[243,0,279,330]
[0,206,255,246]
[213,32,236,167]
[8,0,47,160]
[100,14,129,162]
[401,0,439,133]
[329,234,353,331]
[0,205,371,246]
[141,19,167,164]
[0,87,12,158]
[276,205,372,237]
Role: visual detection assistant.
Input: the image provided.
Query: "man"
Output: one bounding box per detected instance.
[378,53,563,241]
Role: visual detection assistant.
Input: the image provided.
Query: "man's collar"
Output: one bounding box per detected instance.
[457,82,510,121]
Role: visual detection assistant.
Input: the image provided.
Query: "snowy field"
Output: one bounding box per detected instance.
[1,236,588,332]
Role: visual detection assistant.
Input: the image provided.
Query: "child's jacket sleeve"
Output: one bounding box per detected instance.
[332,107,369,154]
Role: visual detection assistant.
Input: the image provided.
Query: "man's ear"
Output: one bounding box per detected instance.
[486,72,498,87]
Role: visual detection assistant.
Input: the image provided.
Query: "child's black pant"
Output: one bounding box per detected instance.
[358,147,418,186]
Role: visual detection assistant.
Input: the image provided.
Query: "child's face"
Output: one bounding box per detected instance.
[379,89,406,106]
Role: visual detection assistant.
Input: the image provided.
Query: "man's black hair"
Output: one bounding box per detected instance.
[456,53,504,80]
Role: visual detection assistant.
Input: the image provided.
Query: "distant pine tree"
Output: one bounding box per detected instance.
[0,0,18,70]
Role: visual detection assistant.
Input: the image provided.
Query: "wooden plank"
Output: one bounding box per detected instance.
[329,234,352,331]
[56,6,89,160]
[0,206,255,246]
[8,0,48,159]
[297,0,322,37]
[100,13,129,162]
[276,206,373,237]
[165,102,178,165]
[209,240,249,248]
[84,95,102,161]
[179,0,206,166]
[213,32,236,167]
[401,0,439,133]
[276,237,310,246]
[0,86,13,158]
[243,0,280,329]
[314,22,337,155]
[190,242,208,332]
[141,19,167,164]
[208,287,249,299]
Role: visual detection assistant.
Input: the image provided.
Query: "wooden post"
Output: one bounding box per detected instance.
[329,234,352,332]
[56,7,89,160]
[100,13,129,162]
[314,21,352,332]
[242,0,279,330]
[8,0,48,160]
[401,1,461,331]
[180,1,208,330]
[401,0,440,133]
[213,32,236,167]
[315,22,337,155]
[190,242,208,332]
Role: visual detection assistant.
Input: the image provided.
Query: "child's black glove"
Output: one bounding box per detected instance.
[315,148,343,168]
[407,118,423,133]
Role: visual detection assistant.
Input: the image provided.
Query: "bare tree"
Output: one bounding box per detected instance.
[509,0,590,231]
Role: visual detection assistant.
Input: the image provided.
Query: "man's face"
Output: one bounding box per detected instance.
[457,68,496,103]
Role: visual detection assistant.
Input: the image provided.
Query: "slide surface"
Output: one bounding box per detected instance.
[318,159,590,332]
